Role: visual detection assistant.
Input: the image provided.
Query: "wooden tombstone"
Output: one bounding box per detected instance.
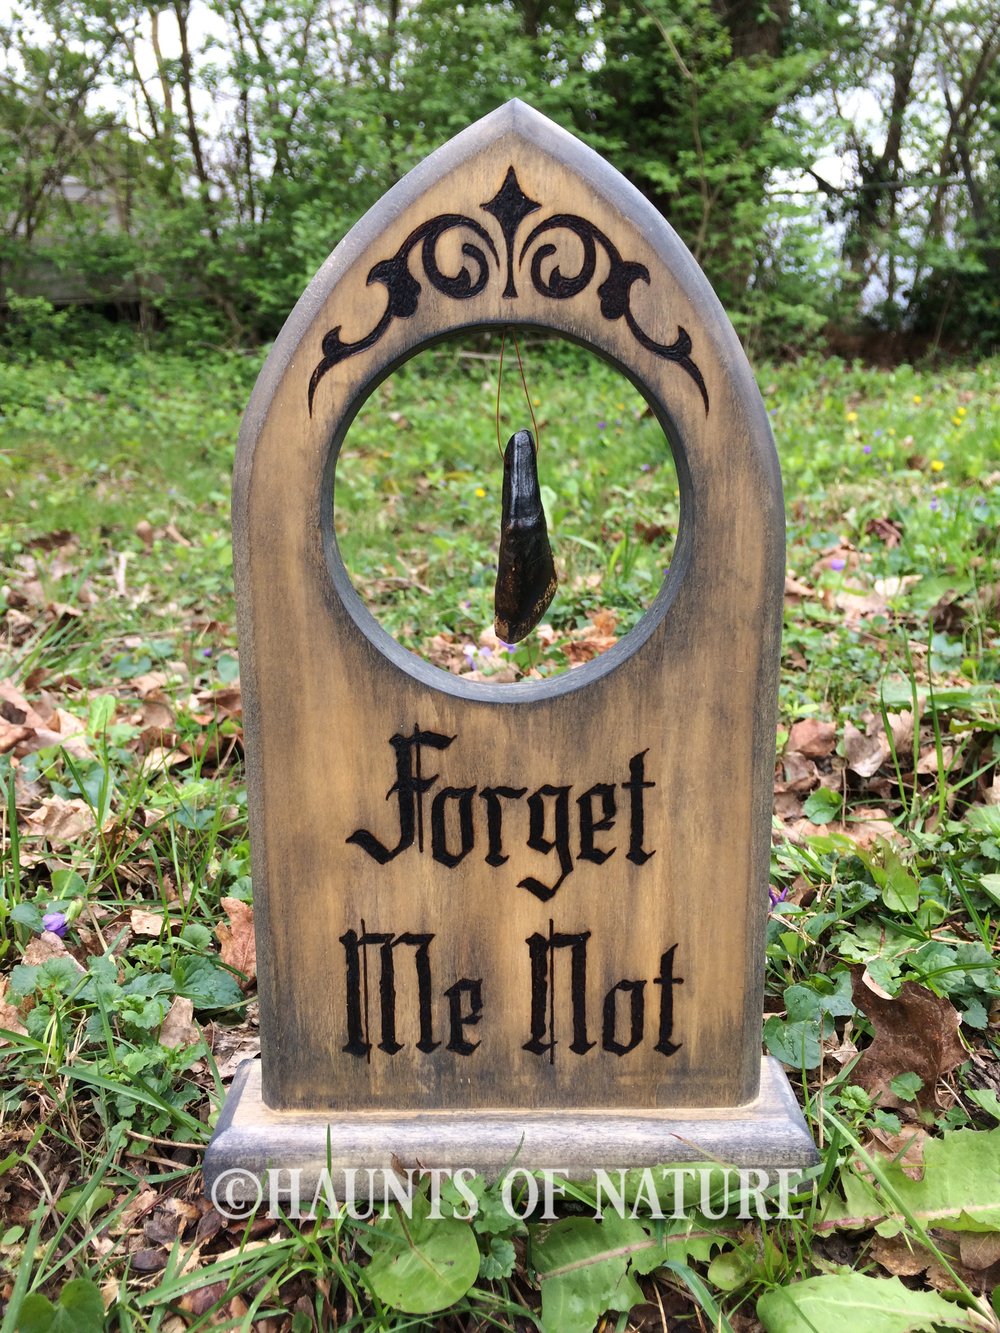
[205,100,817,1197]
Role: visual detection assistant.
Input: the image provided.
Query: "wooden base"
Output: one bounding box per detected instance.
[204,1057,817,1204]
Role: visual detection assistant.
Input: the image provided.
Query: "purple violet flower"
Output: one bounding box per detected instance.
[768,885,791,908]
[862,445,872,454]
[930,498,939,511]
[829,557,846,571]
[597,421,606,431]
[640,463,652,473]
[42,911,68,937]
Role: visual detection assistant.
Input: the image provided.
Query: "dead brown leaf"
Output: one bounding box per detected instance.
[132,909,166,939]
[23,796,95,846]
[163,522,191,547]
[960,1233,1000,1272]
[773,791,804,820]
[159,996,200,1049]
[867,1124,931,1180]
[865,516,903,547]
[916,744,955,775]
[872,1231,1000,1294]
[633,521,670,544]
[116,1187,159,1232]
[215,898,256,986]
[870,1233,931,1278]
[833,587,890,623]
[783,574,814,602]
[130,671,172,698]
[787,718,837,759]
[850,968,967,1109]
[0,719,32,754]
[844,723,890,780]
[0,682,50,729]
[0,976,28,1045]
[130,1247,168,1272]
[839,808,903,848]
[177,1281,231,1317]
[776,751,820,793]
[23,931,84,971]
[140,746,188,774]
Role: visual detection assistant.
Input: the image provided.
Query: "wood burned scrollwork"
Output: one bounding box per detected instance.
[308,167,709,416]
[307,213,499,415]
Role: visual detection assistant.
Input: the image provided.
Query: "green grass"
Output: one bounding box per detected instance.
[1,333,999,1331]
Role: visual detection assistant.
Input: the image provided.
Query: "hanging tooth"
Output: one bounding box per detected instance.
[494,430,558,644]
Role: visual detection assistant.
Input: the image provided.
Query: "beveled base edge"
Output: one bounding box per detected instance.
[204,1057,818,1203]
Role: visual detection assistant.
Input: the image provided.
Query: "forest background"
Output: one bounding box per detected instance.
[1,0,999,360]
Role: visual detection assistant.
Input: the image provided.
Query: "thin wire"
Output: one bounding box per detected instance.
[512,331,540,451]
[495,327,541,462]
[495,328,507,461]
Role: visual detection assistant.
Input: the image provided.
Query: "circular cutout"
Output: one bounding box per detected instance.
[334,332,679,683]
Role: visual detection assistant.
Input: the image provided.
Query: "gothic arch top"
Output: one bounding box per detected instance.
[231,101,786,1116]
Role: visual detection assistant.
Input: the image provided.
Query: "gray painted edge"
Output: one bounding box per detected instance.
[204,1056,819,1201]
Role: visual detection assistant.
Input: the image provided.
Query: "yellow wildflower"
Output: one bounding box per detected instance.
[475,487,486,497]
[845,410,859,422]
[912,394,922,404]
[930,460,945,472]
[957,406,967,417]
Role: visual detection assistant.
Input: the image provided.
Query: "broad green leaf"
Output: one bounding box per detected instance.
[889,1073,923,1103]
[874,846,920,913]
[708,1242,757,1291]
[479,1235,516,1279]
[569,1163,752,1219]
[968,1090,1000,1123]
[50,869,86,897]
[171,958,244,1011]
[763,1015,822,1069]
[886,1128,1000,1233]
[820,1128,1000,1233]
[880,681,995,716]
[532,1214,646,1333]
[784,984,822,1021]
[180,922,213,949]
[216,653,240,683]
[54,1185,113,1225]
[758,1273,984,1332]
[966,807,1000,837]
[363,1189,479,1315]
[631,1216,736,1269]
[10,903,43,931]
[86,694,116,735]
[803,788,842,824]
[18,1278,105,1333]
[979,874,1000,906]
[961,998,989,1029]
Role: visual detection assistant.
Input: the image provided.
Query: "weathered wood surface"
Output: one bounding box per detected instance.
[233,99,785,1115]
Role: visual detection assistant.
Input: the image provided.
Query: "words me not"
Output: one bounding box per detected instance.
[347,726,656,901]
